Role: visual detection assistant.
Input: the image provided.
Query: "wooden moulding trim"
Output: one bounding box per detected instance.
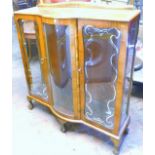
[27,95,120,140]
[42,17,73,25]
[75,19,81,119]
[14,14,39,21]
[77,20,84,121]
[27,95,49,107]
[82,117,113,133]
[70,21,80,119]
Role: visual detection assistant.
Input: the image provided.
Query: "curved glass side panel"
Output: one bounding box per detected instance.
[18,20,48,100]
[83,26,121,129]
[121,19,139,126]
[44,24,73,116]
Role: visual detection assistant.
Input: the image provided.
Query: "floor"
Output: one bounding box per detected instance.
[12,22,143,155]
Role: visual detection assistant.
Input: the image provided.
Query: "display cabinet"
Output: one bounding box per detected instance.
[14,2,140,154]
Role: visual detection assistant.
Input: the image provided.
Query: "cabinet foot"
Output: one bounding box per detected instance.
[27,98,34,110]
[113,148,119,155]
[111,138,120,155]
[124,128,129,135]
[28,102,33,110]
[60,123,68,133]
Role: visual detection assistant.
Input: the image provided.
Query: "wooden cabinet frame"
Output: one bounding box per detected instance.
[14,3,140,154]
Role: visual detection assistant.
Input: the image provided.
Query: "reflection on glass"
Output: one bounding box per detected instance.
[44,24,73,116]
[121,19,139,126]
[19,20,48,100]
[83,26,121,129]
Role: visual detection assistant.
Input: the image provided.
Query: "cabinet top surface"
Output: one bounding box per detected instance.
[14,2,140,22]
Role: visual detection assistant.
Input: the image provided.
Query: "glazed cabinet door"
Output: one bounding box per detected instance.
[120,16,140,127]
[78,19,128,133]
[14,16,48,102]
[43,19,79,118]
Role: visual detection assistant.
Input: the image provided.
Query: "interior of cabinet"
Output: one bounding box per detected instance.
[18,19,48,101]
[44,23,74,116]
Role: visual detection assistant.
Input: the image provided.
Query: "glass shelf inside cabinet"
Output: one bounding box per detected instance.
[44,23,73,116]
[18,20,48,101]
[83,26,121,129]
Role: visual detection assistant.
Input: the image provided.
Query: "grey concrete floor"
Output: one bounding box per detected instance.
[12,22,143,155]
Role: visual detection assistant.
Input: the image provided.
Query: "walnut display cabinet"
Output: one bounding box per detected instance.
[14,2,140,154]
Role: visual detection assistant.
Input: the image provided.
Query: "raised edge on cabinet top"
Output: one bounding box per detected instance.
[14,2,140,22]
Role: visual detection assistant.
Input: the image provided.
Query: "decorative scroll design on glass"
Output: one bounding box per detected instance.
[18,20,48,101]
[83,26,121,129]
[44,24,73,116]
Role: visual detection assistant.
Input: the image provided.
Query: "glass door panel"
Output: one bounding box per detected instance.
[44,23,73,116]
[120,19,139,126]
[18,20,48,101]
[82,25,121,129]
